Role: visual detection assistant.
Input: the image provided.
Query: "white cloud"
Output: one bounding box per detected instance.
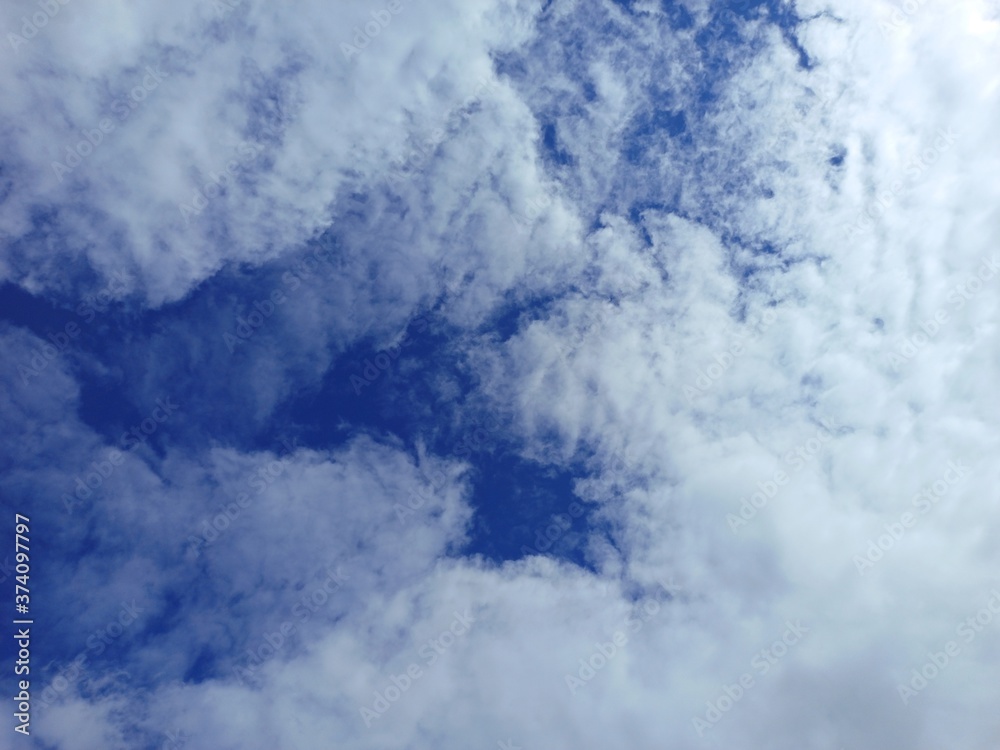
[6,0,1000,748]
[0,0,552,308]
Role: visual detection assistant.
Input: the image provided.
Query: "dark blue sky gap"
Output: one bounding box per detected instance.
[0,271,607,572]
[0,0,816,573]
[0,0,816,584]
[0,3,820,707]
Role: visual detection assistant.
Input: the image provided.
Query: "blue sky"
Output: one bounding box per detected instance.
[2,0,1000,748]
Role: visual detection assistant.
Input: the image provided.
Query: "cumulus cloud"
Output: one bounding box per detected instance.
[0,0,551,307]
[3,0,1000,748]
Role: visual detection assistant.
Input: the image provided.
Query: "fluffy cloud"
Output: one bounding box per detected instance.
[0,0,551,307]
[4,0,1000,748]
